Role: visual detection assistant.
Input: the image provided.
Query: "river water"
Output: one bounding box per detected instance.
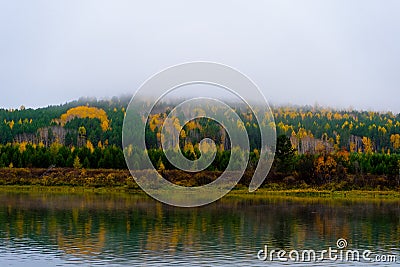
[0,191,399,266]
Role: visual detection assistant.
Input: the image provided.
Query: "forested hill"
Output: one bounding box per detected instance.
[0,96,130,148]
[1,96,400,154]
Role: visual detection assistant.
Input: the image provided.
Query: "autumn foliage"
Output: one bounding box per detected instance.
[0,96,399,190]
[58,106,110,131]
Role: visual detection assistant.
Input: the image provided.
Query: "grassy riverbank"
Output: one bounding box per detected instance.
[0,168,399,201]
[229,187,400,200]
[0,185,399,203]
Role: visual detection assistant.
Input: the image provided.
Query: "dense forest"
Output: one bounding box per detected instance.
[0,96,399,189]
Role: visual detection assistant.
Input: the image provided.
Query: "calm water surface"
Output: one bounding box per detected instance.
[0,191,399,266]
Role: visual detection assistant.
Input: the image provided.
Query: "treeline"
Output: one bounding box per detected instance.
[0,143,126,169]
[268,136,400,190]
[0,135,399,190]
[0,141,240,172]
[1,97,400,154]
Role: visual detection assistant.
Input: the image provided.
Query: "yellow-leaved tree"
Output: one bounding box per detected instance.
[362,137,373,154]
[390,134,400,150]
[58,106,110,131]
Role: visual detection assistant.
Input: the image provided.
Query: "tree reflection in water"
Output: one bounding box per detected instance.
[0,192,399,265]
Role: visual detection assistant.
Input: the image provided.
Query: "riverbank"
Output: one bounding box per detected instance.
[229,188,400,202]
[0,185,399,204]
[0,168,399,200]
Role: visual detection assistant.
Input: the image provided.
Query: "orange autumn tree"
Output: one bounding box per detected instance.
[314,155,337,183]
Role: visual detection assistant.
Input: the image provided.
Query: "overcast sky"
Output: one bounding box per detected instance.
[0,0,399,113]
